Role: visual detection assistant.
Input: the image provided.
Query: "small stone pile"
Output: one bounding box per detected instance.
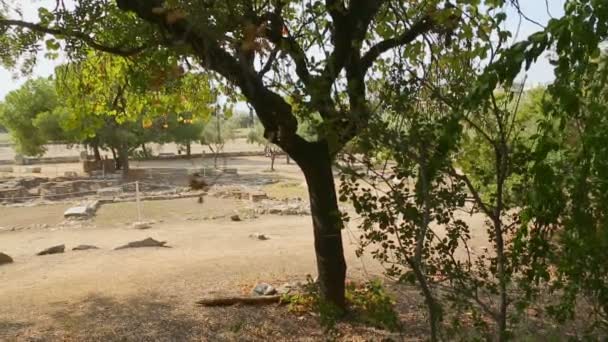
[252,198,311,216]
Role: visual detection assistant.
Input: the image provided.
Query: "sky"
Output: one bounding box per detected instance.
[0,0,565,101]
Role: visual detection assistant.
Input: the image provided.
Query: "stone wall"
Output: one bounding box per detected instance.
[39,179,119,200]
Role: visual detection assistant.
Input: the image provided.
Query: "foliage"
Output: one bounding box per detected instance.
[345,280,400,331]
[0,78,59,156]
[282,278,398,332]
[514,42,608,336]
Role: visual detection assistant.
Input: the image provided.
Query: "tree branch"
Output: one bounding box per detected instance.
[360,16,434,71]
[115,0,313,161]
[257,46,279,77]
[0,19,152,57]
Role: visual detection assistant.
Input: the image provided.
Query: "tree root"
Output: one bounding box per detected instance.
[196,295,282,307]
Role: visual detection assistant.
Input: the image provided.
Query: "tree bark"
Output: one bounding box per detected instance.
[295,141,347,309]
[111,147,120,170]
[92,143,102,161]
[118,144,130,178]
[186,142,191,158]
[270,151,276,171]
[140,143,149,158]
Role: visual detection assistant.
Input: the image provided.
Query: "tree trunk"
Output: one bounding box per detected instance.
[140,144,149,158]
[296,141,347,310]
[286,154,290,164]
[186,142,191,158]
[111,147,120,170]
[118,145,130,178]
[93,143,102,161]
[270,152,276,171]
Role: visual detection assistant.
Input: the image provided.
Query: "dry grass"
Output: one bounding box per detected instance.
[0,290,424,342]
[262,181,309,200]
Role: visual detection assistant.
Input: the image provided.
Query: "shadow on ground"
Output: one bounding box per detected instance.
[0,292,407,341]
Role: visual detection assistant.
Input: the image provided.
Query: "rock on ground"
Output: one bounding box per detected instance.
[131,221,152,230]
[0,252,13,265]
[230,214,242,222]
[72,245,99,251]
[249,233,269,240]
[251,283,277,296]
[114,238,169,250]
[37,244,65,256]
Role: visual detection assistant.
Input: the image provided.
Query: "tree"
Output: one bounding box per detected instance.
[1,0,605,312]
[159,112,205,158]
[0,78,60,156]
[247,122,281,171]
[55,51,213,175]
[200,109,236,168]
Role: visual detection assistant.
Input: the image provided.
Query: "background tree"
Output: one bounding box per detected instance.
[200,108,236,168]
[0,78,60,156]
[247,122,282,171]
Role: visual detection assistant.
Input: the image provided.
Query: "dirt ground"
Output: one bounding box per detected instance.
[0,156,496,341]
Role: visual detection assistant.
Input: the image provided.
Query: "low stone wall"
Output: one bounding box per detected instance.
[21,156,81,165]
[39,179,119,200]
[82,159,116,173]
[0,187,30,201]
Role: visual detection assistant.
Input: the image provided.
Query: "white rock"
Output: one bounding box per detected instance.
[131,221,152,230]
[251,283,277,296]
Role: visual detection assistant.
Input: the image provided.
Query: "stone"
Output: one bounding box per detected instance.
[37,244,65,256]
[0,252,13,265]
[0,187,30,202]
[249,191,267,202]
[222,168,238,174]
[0,166,13,173]
[249,233,269,241]
[64,206,90,218]
[64,171,78,178]
[131,221,152,230]
[114,237,169,250]
[25,166,42,173]
[97,187,122,197]
[72,245,99,251]
[251,283,277,296]
[230,214,242,222]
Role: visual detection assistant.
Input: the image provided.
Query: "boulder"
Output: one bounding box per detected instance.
[37,244,65,256]
[252,283,277,296]
[114,237,169,250]
[64,206,90,218]
[230,214,242,222]
[72,245,99,251]
[0,252,13,265]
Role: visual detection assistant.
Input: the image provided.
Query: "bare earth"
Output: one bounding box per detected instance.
[0,155,494,341]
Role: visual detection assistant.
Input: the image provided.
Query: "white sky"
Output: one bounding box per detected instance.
[0,0,564,101]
